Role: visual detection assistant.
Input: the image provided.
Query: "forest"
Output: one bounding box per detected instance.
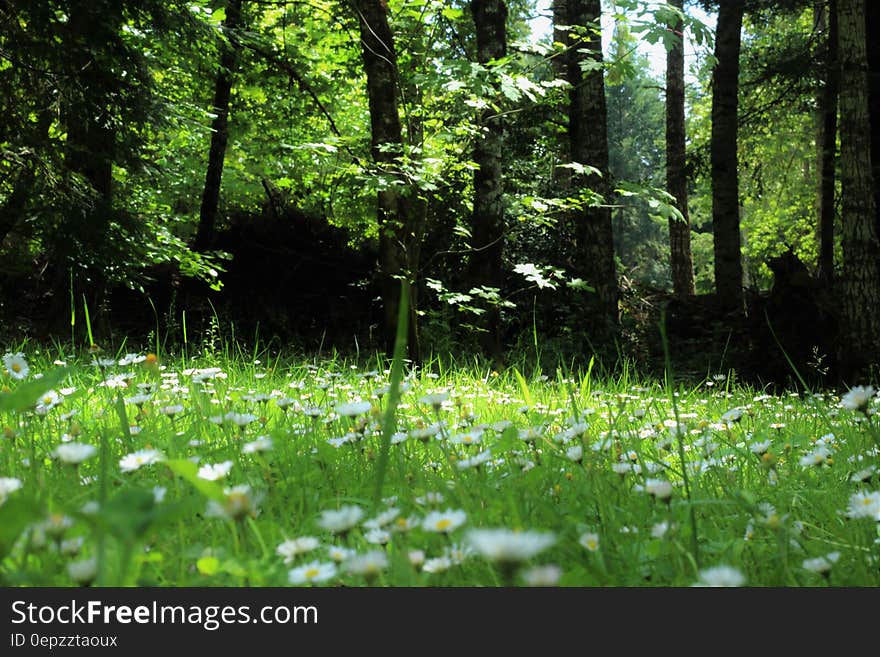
[0,1,879,590]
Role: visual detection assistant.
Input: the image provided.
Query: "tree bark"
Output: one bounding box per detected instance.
[837,0,880,379]
[568,0,618,333]
[468,0,507,360]
[710,0,745,314]
[817,0,838,285]
[354,0,423,360]
[665,0,696,297]
[194,0,245,251]
[865,0,880,239]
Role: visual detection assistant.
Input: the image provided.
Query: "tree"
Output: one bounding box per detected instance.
[666,0,696,297]
[353,0,425,359]
[194,0,245,251]
[567,0,618,333]
[711,0,745,314]
[468,0,508,359]
[816,0,838,284]
[836,0,880,377]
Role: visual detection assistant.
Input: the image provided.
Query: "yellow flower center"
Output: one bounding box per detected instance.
[435,519,452,531]
[11,363,21,373]
[305,568,320,579]
[863,498,873,506]
[586,540,597,550]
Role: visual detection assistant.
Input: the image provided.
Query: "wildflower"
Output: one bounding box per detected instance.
[749,440,772,455]
[276,537,321,564]
[242,436,273,454]
[408,550,426,568]
[419,392,449,409]
[0,476,22,504]
[119,449,164,473]
[197,461,233,481]
[288,561,337,585]
[579,532,600,552]
[334,401,372,418]
[422,509,467,534]
[364,508,400,529]
[160,404,184,418]
[343,551,389,577]
[845,491,880,520]
[3,352,29,380]
[152,487,166,504]
[456,450,493,470]
[644,478,674,501]
[410,425,442,442]
[521,564,562,586]
[364,528,391,545]
[225,411,257,428]
[651,521,675,539]
[465,528,556,563]
[449,429,483,446]
[35,390,62,414]
[60,536,84,556]
[67,557,98,586]
[841,386,876,413]
[327,546,355,563]
[694,565,746,587]
[422,556,453,574]
[53,443,97,465]
[414,492,445,506]
[721,408,744,423]
[799,446,832,467]
[317,505,364,533]
[206,485,260,521]
[802,552,840,575]
[566,445,584,463]
[850,465,877,484]
[42,513,73,541]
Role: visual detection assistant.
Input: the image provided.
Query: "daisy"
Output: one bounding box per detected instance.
[206,485,260,521]
[343,551,388,576]
[644,478,674,501]
[456,450,493,470]
[364,508,401,529]
[364,528,391,545]
[841,386,876,412]
[465,528,556,563]
[0,476,22,504]
[566,445,584,463]
[521,564,562,586]
[422,556,453,574]
[67,557,98,585]
[3,352,29,380]
[119,449,164,473]
[276,537,321,564]
[327,546,355,563]
[579,532,600,552]
[799,446,832,467]
[694,565,746,587]
[288,561,337,585]
[408,550,426,568]
[334,401,372,418]
[802,552,840,575]
[845,491,880,520]
[421,509,467,533]
[317,505,364,533]
[197,461,233,481]
[160,404,184,418]
[53,443,97,465]
[242,436,273,454]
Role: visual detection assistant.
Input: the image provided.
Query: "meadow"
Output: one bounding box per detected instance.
[0,343,878,588]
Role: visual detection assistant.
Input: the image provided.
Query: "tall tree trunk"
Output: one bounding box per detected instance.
[710,0,745,314]
[665,0,695,297]
[568,0,618,333]
[354,0,423,360]
[551,0,571,189]
[468,0,507,361]
[837,0,880,378]
[194,0,245,251]
[865,0,880,239]
[817,0,839,285]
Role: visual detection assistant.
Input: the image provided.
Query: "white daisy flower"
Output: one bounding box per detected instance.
[579,532,600,552]
[197,461,233,481]
[334,401,372,418]
[841,386,876,412]
[802,552,840,575]
[67,557,98,585]
[288,560,337,585]
[422,509,467,533]
[53,443,97,465]
[0,476,22,504]
[119,449,164,473]
[521,564,562,586]
[276,537,321,564]
[3,352,29,380]
[242,436,273,454]
[694,565,746,587]
[846,491,880,520]
[465,528,556,563]
[343,550,388,576]
[317,505,364,533]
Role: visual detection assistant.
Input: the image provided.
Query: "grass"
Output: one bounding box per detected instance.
[0,341,878,587]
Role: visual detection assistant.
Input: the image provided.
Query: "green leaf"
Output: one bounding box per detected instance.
[0,367,71,413]
[165,459,226,502]
[197,555,221,575]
